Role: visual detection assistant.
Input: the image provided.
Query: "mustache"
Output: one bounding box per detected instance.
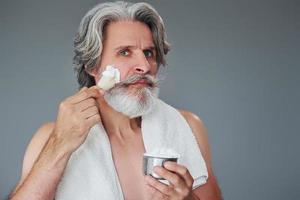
[114,74,159,89]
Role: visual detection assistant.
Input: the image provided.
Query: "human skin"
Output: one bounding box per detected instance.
[10,21,222,200]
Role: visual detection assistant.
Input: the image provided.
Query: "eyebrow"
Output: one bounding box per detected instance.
[114,45,156,51]
[145,46,156,51]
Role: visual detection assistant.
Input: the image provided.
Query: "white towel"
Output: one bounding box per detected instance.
[55,98,208,200]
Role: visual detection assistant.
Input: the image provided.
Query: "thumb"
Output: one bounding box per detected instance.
[89,85,105,104]
[89,85,105,96]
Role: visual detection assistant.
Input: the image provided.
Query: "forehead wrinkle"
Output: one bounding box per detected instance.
[104,21,155,52]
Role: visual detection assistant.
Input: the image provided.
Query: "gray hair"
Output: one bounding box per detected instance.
[73,1,170,89]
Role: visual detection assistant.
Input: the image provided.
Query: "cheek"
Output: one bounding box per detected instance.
[99,61,158,81]
[96,62,128,82]
[118,67,131,81]
[149,59,158,74]
[152,65,158,75]
[112,60,139,80]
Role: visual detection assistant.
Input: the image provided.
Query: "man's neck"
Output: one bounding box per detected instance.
[98,99,141,141]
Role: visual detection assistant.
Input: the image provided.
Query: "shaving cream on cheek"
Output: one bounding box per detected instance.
[97,65,120,90]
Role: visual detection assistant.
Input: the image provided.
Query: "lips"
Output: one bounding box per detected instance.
[132,79,149,85]
[130,78,155,88]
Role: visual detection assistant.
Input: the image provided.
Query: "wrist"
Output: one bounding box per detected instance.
[35,134,73,171]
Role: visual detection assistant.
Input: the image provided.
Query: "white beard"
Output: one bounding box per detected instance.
[104,86,159,118]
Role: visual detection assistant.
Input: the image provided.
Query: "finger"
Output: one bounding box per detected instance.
[81,106,99,119]
[85,113,101,128]
[90,86,105,103]
[89,85,105,95]
[80,87,88,92]
[86,86,105,104]
[163,162,194,188]
[75,98,97,112]
[68,87,101,104]
[145,175,174,196]
[153,166,186,189]
[145,184,167,199]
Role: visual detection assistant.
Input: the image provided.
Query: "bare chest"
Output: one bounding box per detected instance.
[110,135,147,200]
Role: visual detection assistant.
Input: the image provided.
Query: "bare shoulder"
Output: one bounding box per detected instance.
[179,109,222,199]
[19,122,55,183]
[179,110,206,132]
[178,109,211,165]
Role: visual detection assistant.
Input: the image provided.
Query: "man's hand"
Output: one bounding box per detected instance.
[10,86,104,200]
[52,86,103,153]
[145,162,194,200]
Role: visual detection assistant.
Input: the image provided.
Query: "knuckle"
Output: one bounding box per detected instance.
[88,98,94,104]
[187,180,193,188]
[59,101,68,110]
[173,176,180,185]
[89,87,96,93]
[88,107,97,114]
[91,85,99,90]
[80,87,88,92]
[181,167,188,175]
[82,90,89,97]
[93,106,99,112]
[83,98,91,106]
[182,188,190,196]
[73,115,80,123]
[95,114,101,121]
[59,101,65,108]
[65,105,74,113]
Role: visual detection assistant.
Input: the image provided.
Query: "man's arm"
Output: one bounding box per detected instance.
[10,122,69,200]
[10,86,103,200]
[179,110,222,200]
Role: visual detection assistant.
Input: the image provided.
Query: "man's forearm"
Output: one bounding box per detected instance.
[10,135,72,200]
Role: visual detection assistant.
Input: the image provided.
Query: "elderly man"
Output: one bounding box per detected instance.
[10,1,221,200]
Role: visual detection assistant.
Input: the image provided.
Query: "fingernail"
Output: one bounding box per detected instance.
[163,162,169,168]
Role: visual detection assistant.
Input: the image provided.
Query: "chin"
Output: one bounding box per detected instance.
[104,86,158,118]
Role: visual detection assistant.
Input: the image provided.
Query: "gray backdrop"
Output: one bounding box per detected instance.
[1,0,299,199]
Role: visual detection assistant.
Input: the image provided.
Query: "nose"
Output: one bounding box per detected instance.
[133,51,151,74]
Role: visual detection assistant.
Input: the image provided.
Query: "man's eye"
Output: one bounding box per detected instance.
[144,50,153,58]
[119,49,130,56]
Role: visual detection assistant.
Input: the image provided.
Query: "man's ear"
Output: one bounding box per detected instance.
[85,66,98,78]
